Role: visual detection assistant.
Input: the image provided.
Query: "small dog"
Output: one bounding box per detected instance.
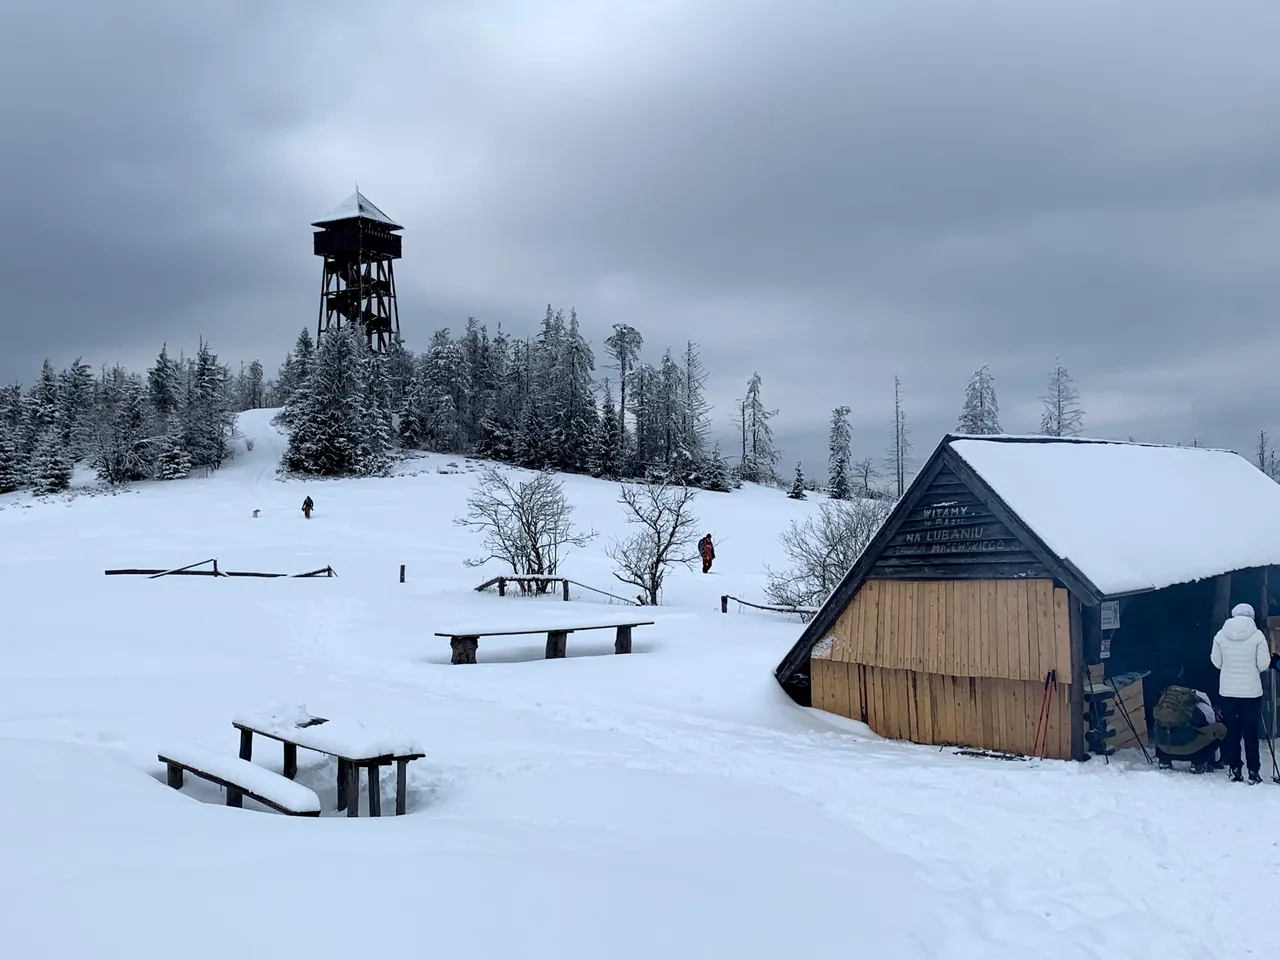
[252,509,261,518]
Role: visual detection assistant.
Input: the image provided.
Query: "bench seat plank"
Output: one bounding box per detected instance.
[433,619,655,639]
[158,743,321,815]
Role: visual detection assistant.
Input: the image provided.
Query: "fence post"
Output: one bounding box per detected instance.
[399,564,406,583]
[498,578,506,597]
[721,595,728,614]
[562,578,570,602]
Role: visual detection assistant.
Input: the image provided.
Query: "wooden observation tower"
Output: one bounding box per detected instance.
[312,190,403,352]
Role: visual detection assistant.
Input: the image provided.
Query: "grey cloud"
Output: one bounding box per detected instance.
[2,1,1279,474]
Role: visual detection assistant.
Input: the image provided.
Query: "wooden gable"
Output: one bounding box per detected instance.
[868,461,1053,581]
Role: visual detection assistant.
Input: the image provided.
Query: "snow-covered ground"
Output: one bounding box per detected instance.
[0,409,1274,959]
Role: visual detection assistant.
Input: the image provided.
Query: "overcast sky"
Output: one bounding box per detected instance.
[3,0,1280,475]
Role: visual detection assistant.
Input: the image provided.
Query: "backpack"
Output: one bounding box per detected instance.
[1153,685,1201,728]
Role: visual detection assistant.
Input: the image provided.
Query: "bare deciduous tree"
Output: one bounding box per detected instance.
[606,481,700,605]
[765,498,893,609]
[455,465,595,593]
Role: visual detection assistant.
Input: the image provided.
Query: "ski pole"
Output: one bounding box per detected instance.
[1268,668,1279,783]
[1107,678,1152,764]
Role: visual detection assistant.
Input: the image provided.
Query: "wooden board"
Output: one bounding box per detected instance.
[826,578,1067,684]
[819,662,1073,760]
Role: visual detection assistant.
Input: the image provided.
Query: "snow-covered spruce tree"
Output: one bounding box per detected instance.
[557,310,599,475]
[0,422,25,492]
[1040,356,1084,437]
[606,481,700,606]
[604,322,643,449]
[765,498,893,608]
[362,350,395,474]
[455,465,596,592]
[155,414,194,480]
[147,344,182,422]
[626,361,661,475]
[415,332,461,453]
[701,442,733,493]
[595,379,623,479]
[734,372,781,485]
[680,341,712,472]
[273,329,318,422]
[0,386,28,491]
[397,365,427,450]
[883,375,912,499]
[789,462,807,500]
[29,426,73,494]
[957,364,1001,435]
[57,358,96,458]
[93,367,154,485]
[18,360,60,463]
[183,339,235,470]
[827,405,852,500]
[384,332,416,412]
[282,325,391,477]
[476,329,520,463]
[232,359,266,412]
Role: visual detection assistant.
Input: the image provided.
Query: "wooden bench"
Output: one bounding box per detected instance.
[434,618,655,664]
[476,574,572,600]
[158,743,322,816]
[232,713,425,817]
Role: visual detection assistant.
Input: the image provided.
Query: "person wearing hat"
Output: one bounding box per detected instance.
[1210,602,1272,783]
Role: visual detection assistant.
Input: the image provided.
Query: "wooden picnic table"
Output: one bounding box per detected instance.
[232,713,424,817]
[435,617,656,664]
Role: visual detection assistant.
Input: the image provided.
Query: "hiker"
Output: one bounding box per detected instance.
[302,495,314,520]
[1153,681,1226,774]
[698,534,715,574]
[1210,602,1271,783]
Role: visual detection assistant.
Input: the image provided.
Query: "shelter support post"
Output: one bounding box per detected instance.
[1070,596,1086,761]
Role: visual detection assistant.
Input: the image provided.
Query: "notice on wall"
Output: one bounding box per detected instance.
[1101,600,1120,631]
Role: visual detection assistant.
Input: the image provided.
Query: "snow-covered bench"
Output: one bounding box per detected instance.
[434,615,656,664]
[157,743,322,816]
[233,709,424,817]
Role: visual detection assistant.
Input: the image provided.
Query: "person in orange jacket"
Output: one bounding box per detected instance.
[698,534,715,574]
[302,495,314,519]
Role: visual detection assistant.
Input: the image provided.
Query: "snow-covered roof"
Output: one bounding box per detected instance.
[312,190,402,229]
[950,436,1280,596]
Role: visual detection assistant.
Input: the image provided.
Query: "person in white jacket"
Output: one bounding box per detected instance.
[1210,603,1272,783]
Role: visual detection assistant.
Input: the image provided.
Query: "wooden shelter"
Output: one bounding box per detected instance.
[774,435,1280,760]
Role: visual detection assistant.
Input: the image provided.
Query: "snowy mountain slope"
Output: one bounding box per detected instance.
[0,410,1273,959]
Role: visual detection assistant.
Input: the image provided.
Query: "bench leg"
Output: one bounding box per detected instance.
[546,629,568,659]
[451,635,479,665]
[226,786,244,808]
[615,625,633,655]
[396,759,408,815]
[346,762,360,817]
[336,758,348,811]
[367,765,381,817]
[238,729,253,761]
[283,742,298,780]
[166,762,183,789]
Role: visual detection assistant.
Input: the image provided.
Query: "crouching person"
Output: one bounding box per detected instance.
[1153,683,1226,774]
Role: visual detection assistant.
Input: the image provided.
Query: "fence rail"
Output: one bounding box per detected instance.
[720,594,818,620]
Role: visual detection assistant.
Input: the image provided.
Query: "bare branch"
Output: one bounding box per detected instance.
[765,498,892,608]
[605,480,700,605]
[454,465,595,590]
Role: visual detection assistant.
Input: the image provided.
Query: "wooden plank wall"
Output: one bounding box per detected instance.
[810,659,1073,759]
[810,579,1075,759]
[823,579,1072,682]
